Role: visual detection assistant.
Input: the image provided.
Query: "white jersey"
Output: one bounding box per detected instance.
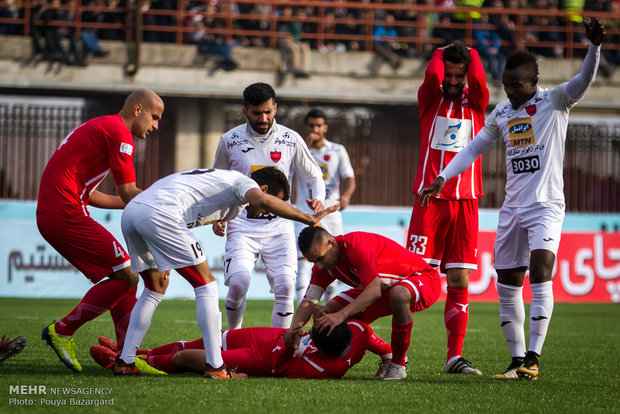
[293,139,355,213]
[213,120,325,236]
[478,84,576,207]
[128,168,258,228]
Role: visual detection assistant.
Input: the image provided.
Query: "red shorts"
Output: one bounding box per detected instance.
[332,268,441,323]
[36,211,130,283]
[221,327,285,376]
[406,198,478,271]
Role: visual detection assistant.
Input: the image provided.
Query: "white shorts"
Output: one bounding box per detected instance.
[494,201,565,270]
[223,231,297,286]
[294,211,343,258]
[121,203,206,274]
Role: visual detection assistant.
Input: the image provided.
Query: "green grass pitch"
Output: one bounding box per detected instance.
[0,298,618,413]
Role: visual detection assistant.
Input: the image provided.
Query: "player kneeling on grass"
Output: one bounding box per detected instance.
[93,318,377,379]
[285,227,442,381]
[114,167,338,378]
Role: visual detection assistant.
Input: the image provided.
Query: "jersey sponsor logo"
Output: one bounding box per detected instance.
[430,116,472,152]
[511,155,540,174]
[226,137,249,149]
[318,163,328,181]
[508,118,535,148]
[270,151,282,162]
[119,143,133,156]
[250,165,277,172]
[274,136,295,147]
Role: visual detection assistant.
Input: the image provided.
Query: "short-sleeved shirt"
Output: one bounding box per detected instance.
[37,114,136,218]
[306,232,435,302]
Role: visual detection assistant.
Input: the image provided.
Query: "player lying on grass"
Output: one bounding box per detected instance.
[286,227,442,380]
[115,167,339,379]
[92,317,391,379]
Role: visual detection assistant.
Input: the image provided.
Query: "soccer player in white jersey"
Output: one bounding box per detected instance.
[115,167,337,378]
[212,83,326,330]
[419,18,606,380]
[294,109,356,305]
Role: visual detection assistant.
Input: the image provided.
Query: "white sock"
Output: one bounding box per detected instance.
[120,288,163,364]
[196,282,224,369]
[497,282,526,358]
[271,275,294,328]
[529,281,554,355]
[225,271,250,330]
[295,259,313,306]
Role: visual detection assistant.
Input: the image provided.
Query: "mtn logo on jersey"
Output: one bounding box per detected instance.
[270,151,282,162]
[119,143,134,156]
[508,118,535,147]
[430,116,472,153]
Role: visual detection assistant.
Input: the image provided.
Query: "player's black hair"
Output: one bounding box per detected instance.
[310,322,353,357]
[304,109,327,124]
[243,83,276,107]
[250,167,290,201]
[443,42,471,66]
[297,226,330,254]
[505,49,539,82]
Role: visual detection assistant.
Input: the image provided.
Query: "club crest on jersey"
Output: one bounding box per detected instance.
[526,104,537,116]
[120,143,134,156]
[324,154,331,161]
[508,118,535,147]
[270,151,282,163]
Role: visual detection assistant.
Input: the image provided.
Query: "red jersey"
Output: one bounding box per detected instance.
[412,48,488,200]
[272,320,370,379]
[308,232,434,294]
[37,114,136,218]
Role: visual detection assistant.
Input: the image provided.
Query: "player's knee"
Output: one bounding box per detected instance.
[226,272,251,303]
[111,267,139,287]
[390,285,412,308]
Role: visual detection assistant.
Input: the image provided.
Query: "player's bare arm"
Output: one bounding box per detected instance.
[583,17,606,46]
[117,182,143,204]
[417,177,446,207]
[284,300,316,349]
[245,187,337,225]
[88,190,126,209]
[314,278,381,335]
[339,177,356,210]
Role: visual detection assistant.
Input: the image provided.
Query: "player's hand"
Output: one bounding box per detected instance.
[306,198,325,213]
[417,177,445,207]
[312,305,329,321]
[283,322,304,350]
[308,203,339,226]
[339,195,351,210]
[212,221,226,237]
[583,17,606,46]
[314,311,345,336]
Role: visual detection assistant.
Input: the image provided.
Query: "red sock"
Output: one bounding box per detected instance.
[444,286,469,362]
[147,354,179,374]
[368,331,392,357]
[55,278,133,336]
[391,320,413,366]
[149,338,204,356]
[109,286,137,353]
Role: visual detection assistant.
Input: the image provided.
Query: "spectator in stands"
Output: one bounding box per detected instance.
[191,17,238,72]
[59,0,87,66]
[371,13,403,72]
[473,13,505,84]
[0,0,23,35]
[97,0,124,41]
[236,3,270,48]
[277,6,311,84]
[487,0,519,56]
[335,11,363,51]
[528,0,564,58]
[81,0,110,57]
[433,13,462,46]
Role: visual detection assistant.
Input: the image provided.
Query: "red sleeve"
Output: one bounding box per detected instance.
[418,48,444,106]
[344,234,379,287]
[309,266,336,290]
[466,48,490,113]
[106,117,136,186]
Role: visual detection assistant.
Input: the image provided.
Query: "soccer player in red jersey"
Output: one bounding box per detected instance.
[407,42,489,375]
[285,227,441,380]
[91,319,381,379]
[37,89,164,372]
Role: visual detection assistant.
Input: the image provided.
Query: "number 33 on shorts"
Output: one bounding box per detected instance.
[408,235,428,255]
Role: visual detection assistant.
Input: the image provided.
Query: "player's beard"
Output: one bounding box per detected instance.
[251,119,272,135]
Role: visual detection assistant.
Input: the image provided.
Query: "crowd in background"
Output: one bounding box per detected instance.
[0,0,618,75]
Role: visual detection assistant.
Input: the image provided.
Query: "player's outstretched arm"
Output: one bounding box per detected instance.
[245,188,338,226]
[284,301,315,350]
[583,17,605,46]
